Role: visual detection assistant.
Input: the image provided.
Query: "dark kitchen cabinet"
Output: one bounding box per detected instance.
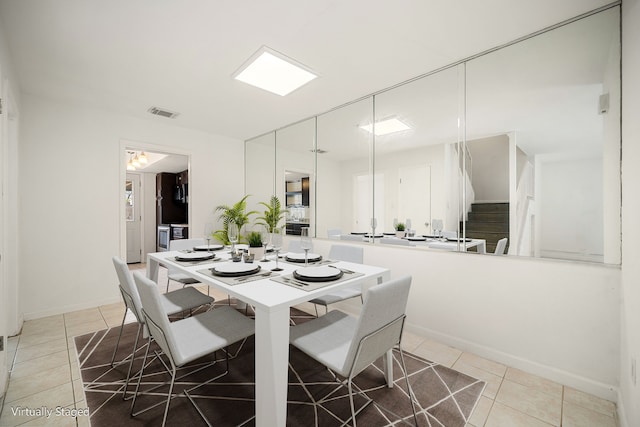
[156,173,187,226]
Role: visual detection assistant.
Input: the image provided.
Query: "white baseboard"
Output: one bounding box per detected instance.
[23,296,122,321]
[404,321,619,402]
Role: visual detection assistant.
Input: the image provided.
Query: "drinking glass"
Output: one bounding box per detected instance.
[300,227,312,266]
[227,220,239,254]
[370,217,377,242]
[260,227,270,262]
[271,228,283,271]
[204,222,213,253]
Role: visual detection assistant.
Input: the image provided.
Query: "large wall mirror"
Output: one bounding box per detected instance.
[245,6,621,264]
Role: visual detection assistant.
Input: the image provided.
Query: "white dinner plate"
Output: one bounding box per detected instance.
[194,244,224,251]
[293,266,343,282]
[175,252,215,261]
[211,262,260,276]
[285,252,322,263]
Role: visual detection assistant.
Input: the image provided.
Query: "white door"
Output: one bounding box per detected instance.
[398,164,431,235]
[126,173,142,263]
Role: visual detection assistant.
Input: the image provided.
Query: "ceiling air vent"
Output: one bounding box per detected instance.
[148,106,179,119]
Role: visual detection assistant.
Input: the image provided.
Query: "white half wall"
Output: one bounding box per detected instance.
[18,94,244,319]
[299,237,620,402]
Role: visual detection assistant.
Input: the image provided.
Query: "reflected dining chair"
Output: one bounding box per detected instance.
[340,234,365,242]
[131,272,255,427]
[494,237,508,255]
[110,256,214,399]
[309,244,364,317]
[166,238,205,293]
[290,276,418,426]
[380,237,415,246]
[327,228,343,239]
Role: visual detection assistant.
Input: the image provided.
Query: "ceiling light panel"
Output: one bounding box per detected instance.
[233,46,318,96]
[360,117,411,136]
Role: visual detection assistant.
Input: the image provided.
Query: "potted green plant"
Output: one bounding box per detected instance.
[256,196,288,233]
[213,195,258,245]
[395,222,406,238]
[246,230,264,260]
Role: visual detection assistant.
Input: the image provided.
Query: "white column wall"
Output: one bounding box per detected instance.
[0,16,22,401]
[620,1,640,426]
[18,94,244,319]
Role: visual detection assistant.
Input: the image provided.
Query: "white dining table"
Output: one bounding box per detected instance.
[146,249,390,427]
[343,234,487,254]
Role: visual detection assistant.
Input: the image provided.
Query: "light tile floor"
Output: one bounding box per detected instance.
[0,264,618,427]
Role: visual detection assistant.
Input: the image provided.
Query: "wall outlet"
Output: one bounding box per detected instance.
[632,358,637,386]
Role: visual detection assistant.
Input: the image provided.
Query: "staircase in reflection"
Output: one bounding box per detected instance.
[462,202,509,254]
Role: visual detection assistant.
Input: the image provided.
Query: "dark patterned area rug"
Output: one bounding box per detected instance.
[74,307,485,426]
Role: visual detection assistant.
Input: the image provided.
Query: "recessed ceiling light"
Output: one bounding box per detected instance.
[233,46,318,96]
[360,117,411,136]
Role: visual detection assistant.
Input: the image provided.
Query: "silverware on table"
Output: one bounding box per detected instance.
[283,276,308,286]
[329,265,354,274]
[235,271,273,282]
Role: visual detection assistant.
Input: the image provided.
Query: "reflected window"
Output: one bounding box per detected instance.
[125,180,134,221]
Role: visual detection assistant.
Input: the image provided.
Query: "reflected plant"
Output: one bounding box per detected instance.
[256,195,288,233]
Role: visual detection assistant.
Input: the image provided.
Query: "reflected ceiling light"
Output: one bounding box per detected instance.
[360,117,411,136]
[138,151,148,164]
[132,155,141,168]
[233,46,318,96]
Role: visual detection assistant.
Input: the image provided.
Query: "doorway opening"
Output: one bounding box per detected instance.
[121,144,189,264]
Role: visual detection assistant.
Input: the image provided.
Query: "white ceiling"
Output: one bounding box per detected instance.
[0,0,613,142]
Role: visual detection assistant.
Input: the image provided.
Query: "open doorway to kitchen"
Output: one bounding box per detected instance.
[120,142,190,264]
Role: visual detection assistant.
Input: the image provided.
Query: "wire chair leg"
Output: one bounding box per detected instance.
[398,347,419,426]
[160,368,177,427]
[130,336,152,416]
[348,379,358,427]
[110,310,128,367]
[122,323,144,400]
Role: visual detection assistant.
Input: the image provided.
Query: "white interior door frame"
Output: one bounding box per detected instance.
[125,173,142,263]
[118,139,192,262]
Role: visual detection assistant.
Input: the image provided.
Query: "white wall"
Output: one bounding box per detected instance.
[299,237,620,401]
[467,134,510,202]
[18,94,244,319]
[620,1,640,426]
[0,13,21,400]
[535,153,604,262]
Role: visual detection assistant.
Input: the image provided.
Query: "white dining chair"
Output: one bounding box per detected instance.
[288,240,313,253]
[327,228,342,239]
[309,245,364,317]
[340,234,365,242]
[131,272,255,427]
[290,276,418,426]
[494,237,508,255]
[380,237,415,246]
[110,256,214,399]
[166,238,205,293]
